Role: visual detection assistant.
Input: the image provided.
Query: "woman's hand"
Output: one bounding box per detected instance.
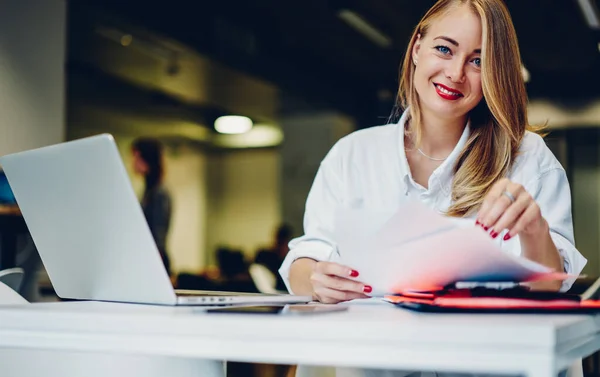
[309,261,372,304]
[476,178,547,241]
[476,178,563,291]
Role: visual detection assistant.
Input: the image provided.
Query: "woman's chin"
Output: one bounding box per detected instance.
[423,102,470,120]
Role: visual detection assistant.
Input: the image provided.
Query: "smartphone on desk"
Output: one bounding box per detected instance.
[206,304,348,315]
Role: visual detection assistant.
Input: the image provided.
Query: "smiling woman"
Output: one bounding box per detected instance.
[282,0,587,363]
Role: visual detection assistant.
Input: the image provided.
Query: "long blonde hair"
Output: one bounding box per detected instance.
[398,0,535,217]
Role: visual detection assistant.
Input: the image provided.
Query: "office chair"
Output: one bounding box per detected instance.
[0,267,24,293]
[249,263,286,294]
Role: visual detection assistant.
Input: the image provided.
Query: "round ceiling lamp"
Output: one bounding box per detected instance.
[214,115,253,134]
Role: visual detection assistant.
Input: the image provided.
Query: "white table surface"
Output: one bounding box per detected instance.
[0,299,599,377]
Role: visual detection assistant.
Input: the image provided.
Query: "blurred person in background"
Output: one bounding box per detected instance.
[255,223,293,291]
[217,247,256,292]
[131,138,173,277]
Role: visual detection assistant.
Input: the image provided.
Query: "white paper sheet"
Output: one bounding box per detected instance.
[335,201,556,295]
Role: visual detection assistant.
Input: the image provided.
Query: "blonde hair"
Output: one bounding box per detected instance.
[398,0,537,217]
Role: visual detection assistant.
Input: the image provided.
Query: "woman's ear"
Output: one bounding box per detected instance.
[412,34,422,66]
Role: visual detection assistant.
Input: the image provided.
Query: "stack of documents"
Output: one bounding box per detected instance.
[335,201,568,295]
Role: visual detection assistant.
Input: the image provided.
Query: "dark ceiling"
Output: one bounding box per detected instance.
[69,0,600,128]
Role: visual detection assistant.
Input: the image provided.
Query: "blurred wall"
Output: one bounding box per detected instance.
[530,100,600,277]
[0,0,65,156]
[565,129,600,278]
[529,100,600,128]
[164,145,209,273]
[206,149,281,265]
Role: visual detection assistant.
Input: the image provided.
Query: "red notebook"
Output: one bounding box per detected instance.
[384,286,600,314]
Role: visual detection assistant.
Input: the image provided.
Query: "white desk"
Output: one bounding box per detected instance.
[0,300,599,377]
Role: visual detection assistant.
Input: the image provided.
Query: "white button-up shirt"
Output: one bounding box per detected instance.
[280,109,587,293]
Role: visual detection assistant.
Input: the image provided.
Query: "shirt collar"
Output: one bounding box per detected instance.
[397,108,471,195]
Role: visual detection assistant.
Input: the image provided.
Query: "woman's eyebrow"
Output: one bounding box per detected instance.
[434,36,481,53]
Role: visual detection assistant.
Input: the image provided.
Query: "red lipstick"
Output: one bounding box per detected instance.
[434,83,463,100]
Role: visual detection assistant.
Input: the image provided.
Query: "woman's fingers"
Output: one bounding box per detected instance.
[507,201,542,239]
[485,189,529,238]
[478,182,523,230]
[314,261,359,279]
[310,261,372,304]
[477,178,509,223]
[311,271,370,294]
[476,179,546,241]
[312,287,369,304]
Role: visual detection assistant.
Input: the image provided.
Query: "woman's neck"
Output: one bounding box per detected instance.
[415,110,468,158]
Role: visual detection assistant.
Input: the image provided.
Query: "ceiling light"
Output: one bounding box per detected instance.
[337,9,392,49]
[577,0,600,29]
[214,115,253,134]
[213,124,284,148]
[120,34,133,47]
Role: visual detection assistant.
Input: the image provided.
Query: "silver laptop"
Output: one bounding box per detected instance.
[0,134,311,306]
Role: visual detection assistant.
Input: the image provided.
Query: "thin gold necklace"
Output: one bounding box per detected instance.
[416,147,448,161]
[405,121,449,162]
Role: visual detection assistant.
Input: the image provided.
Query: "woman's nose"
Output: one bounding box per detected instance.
[446,59,466,84]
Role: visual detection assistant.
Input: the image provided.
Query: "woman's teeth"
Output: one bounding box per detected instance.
[436,85,461,96]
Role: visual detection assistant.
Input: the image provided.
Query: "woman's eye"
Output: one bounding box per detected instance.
[435,45,451,55]
[472,57,481,67]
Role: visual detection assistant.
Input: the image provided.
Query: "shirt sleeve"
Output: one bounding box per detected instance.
[527,168,587,292]
[278,148,345,294]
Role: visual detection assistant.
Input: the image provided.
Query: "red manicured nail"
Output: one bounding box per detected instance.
[484,226,489,231]
[475,220,481,226]
[503,233,511,241]
[490,231,498,239]
[349,270,359,278]
[363,285,372,293]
